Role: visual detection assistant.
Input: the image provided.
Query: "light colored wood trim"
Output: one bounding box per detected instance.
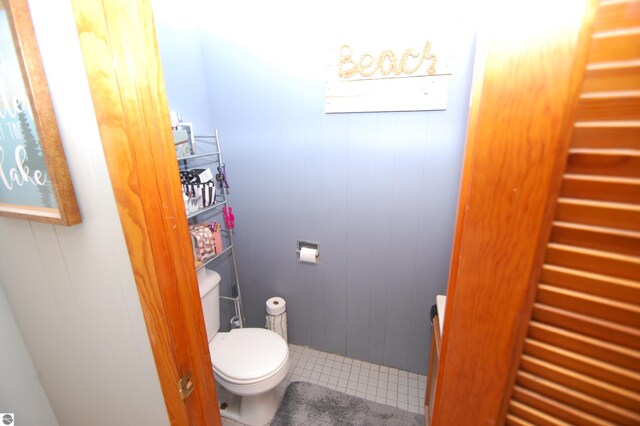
[426,315,443,424]
[432,315,441,356]
[70,0,220,424]
[432,1,598,424]
[587,60,640,71]
[425,331,433,409]
[574,119,640,126]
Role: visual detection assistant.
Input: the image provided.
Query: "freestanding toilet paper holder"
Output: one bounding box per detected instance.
[296,240,319,262]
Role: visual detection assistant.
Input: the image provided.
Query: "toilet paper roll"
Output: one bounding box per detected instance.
[266,297,286,315]
[299,246,319,264]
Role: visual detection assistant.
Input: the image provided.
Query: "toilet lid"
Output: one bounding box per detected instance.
[210,328,288,383]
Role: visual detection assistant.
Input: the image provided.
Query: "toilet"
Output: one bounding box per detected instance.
[197,268,289,426]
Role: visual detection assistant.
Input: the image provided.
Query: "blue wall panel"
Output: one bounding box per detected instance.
[154,0,476,374]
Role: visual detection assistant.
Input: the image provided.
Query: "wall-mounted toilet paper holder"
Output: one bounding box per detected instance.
[296,240,319,264]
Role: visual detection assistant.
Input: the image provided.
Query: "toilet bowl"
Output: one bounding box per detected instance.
[198,268,289,426]
[211,328,289,425]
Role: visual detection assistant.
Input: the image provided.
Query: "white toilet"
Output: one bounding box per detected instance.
[197,268,289,426]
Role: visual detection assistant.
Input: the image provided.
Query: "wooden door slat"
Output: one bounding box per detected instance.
[594,1,640,32]
[533,304,640,350]
[537,284,640,327]
[516,370,640,425]
[576,94,640,121]
[556,198,640,231]
[583,64,640,92]
[587,32,640,63]
[571,124,640,149]
[506,413,536,426]
[520,354,640,411]
[545,243,640,281]
[512,385,616,426]
[541,264,640,304]
[510,399,572,426]
[528,321,640,372]
[566,149,640,177]
[551,221,640,256]
[561,174,640,203]
[524,339,640,392]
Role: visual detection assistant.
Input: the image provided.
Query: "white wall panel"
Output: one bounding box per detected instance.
[0,283,58,426]
[0,1,170,425]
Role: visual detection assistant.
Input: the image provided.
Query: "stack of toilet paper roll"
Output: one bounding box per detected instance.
[265,297,288,343]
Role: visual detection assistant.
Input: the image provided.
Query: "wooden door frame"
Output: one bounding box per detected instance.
[431,1,598,424]
[64,0,601,424]
[70,0,220,424]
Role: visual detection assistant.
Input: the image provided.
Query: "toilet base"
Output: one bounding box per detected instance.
[217,386,283,426]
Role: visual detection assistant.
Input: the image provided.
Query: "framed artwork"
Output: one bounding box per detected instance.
[0,0,81,225]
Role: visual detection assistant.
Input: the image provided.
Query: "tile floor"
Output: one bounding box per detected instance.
[221,343,427,426]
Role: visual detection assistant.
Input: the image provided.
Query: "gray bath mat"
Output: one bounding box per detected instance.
[271,381,424,426]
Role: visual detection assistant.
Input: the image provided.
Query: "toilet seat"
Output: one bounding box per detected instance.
[210,328,288,385]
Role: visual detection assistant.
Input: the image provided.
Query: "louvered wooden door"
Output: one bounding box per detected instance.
[507,1,640,425]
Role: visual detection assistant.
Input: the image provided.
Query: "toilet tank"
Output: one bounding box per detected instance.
[196,268,221,343]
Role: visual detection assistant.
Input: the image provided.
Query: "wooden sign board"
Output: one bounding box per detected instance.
[325,41,453,113]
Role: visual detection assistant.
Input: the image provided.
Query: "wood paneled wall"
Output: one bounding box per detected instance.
[507,1,640,425]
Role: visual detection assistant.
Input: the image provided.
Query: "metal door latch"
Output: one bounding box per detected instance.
[178,372,195,400]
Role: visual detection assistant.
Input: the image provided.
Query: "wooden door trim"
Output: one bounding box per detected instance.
[433,1,598,424]
[70,0,220,424]
[495,4,598,418]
